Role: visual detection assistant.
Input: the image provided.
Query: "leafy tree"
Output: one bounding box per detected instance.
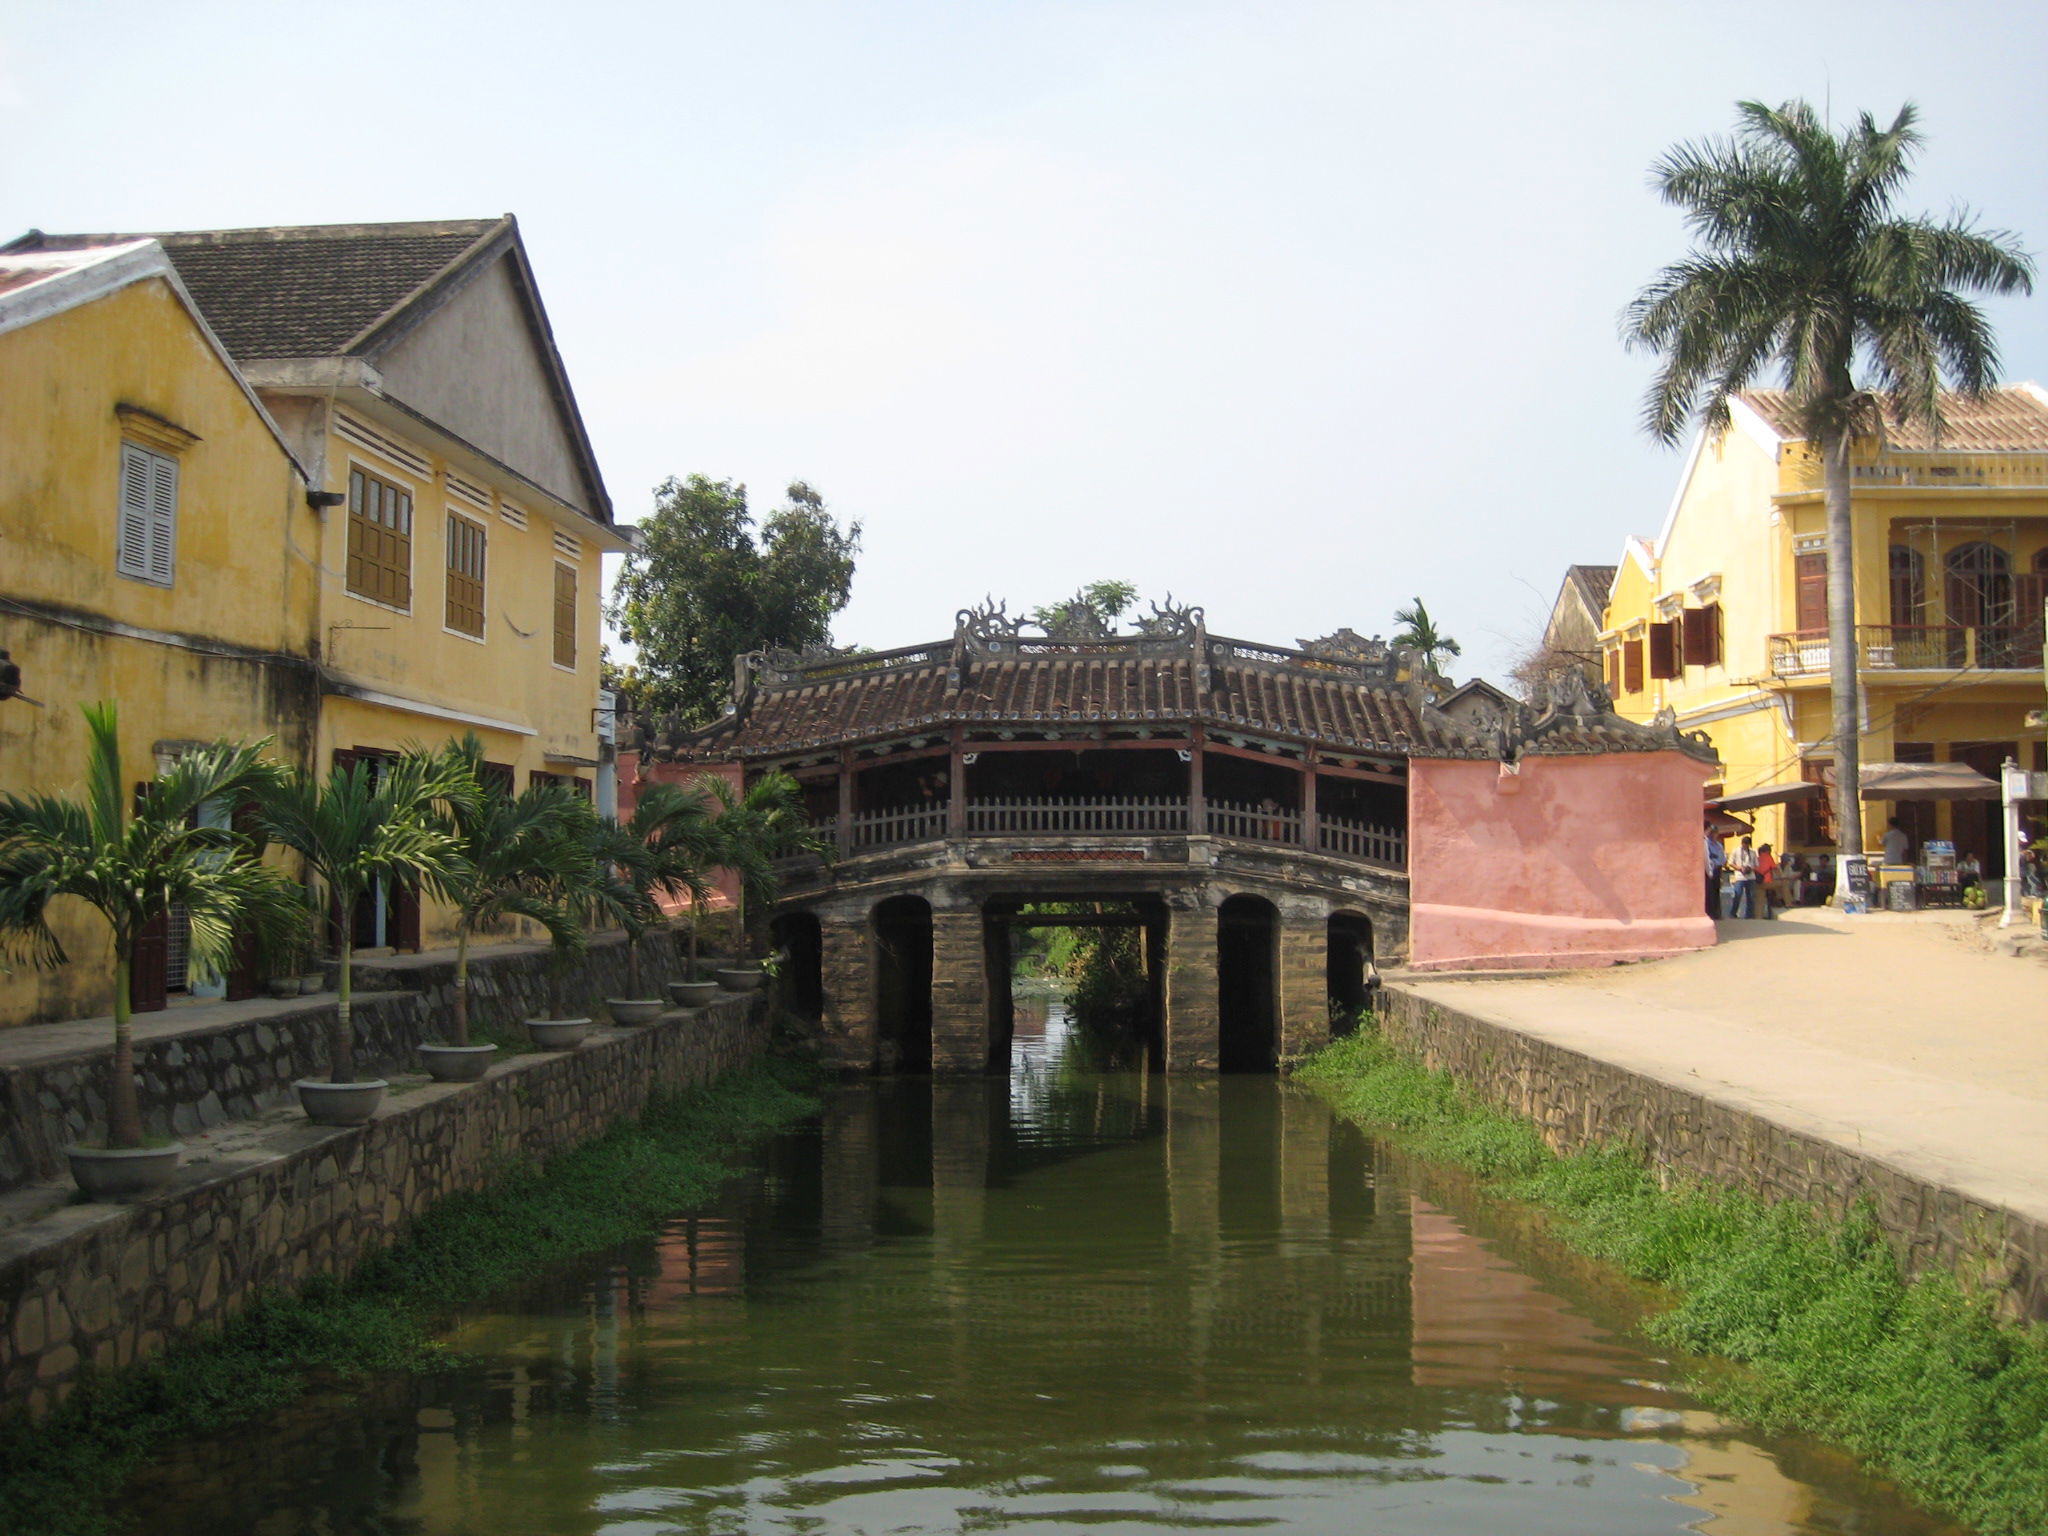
[1625,100,2032,863]
[254,751,464,1083]
[1392,597,1462,678]
[610,476,861,723]
[0,705,290,1147]
[1031,580,1138,633]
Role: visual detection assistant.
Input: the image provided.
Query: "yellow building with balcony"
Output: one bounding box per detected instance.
[1599,388,2048,878]
[1,219,631,1023]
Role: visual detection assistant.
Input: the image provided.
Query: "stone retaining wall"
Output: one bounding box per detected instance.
[1378,985,2048,1321]
[0,932,685,1195]
[0,992,770,1418]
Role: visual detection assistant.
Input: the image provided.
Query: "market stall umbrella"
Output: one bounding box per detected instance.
[1707,781,1822,813]
[1850,762,2001,801]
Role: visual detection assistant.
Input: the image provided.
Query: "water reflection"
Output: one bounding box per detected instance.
[115,1012,1957,1535]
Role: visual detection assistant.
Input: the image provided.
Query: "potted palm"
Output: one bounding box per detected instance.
[422,737,585,1080]
[706,771,831,991]
[603,781,716,1022]
[0,704,288,1198]
[254,748,461,1124]
[522,797,607,1050]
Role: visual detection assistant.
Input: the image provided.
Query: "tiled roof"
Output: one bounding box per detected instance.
[1737,387,2048,451]
[4,219,502,360]
[679,650,1476,760]
[1566,564,1616,609]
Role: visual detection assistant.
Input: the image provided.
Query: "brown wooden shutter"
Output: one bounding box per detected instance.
[347,468,413,609]
[553,563,577,668]
[1682,605,1716,666]
[1794,553,1828,634]
[2013,571,2047,669]
[1648,621,1679,679]
[1604,647,1621,693]
[1622,638,1644,693]
[130,908,169,1015]
[445,515,486,636]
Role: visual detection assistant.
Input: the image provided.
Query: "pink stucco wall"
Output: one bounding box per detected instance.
[1406,752,1715,972]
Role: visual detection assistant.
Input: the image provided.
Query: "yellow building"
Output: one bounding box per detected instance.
[1598,388,2048,876]
[0,240,319,1023]
[2,219,631,1024]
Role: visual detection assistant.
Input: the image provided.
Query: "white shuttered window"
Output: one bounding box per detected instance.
[117,442,178,586]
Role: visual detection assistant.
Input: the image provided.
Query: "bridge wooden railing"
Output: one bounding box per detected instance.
[835,796,1406,871]
[967,796,1191,835]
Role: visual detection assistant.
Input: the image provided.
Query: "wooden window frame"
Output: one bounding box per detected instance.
[1622,637,1645,694]
[1682,603,1723,668]
[346,464,415,611]
[1794,552,1828,635]
[552,560,578,671]
[117,440,179,587]
[444,510,488,639]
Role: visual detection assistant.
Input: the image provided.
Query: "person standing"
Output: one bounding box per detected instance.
[1729,835,1759,919]
[1705,830,1727,917]
[1883,817,1912,868]
[1756,842,1778,918]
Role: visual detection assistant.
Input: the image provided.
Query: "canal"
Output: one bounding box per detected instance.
[114,1008,1954,1534]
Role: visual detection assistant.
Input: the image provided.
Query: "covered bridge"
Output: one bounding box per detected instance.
[628,600,1717,1073]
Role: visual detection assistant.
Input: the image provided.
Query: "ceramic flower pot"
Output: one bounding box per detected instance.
[714,966,765,993]
[668,980,722,1008]
[607,998,666,1026]
[525,1017,591,1051]
[418,1042,498,1082]
[267,976,302,999]
[66,1142,181,1201]
[295,1078,387,1126]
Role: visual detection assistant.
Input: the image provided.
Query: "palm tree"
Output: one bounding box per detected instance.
[0,704,288,1147]
[429,738,587,1046]
[606,781,718,1000]
[706,772,833,964]
[1392,598,1462,679]
[254,750,462,1083]
[1625,99,2033,871]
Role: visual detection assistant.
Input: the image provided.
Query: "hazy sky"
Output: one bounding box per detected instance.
[8,1,2046,681]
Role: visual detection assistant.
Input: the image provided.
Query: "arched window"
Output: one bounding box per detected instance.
[1945,541,2013,627]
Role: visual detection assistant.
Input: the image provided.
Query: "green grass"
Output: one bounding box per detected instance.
[1299,1030,2048,1536]
[0,1056,821,1536]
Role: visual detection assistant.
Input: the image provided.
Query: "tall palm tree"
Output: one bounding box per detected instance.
[1392,597,1462,679]
[1625,99,2033,872]
[0,704,288,1147]
[254,751,463,1083]
[706,772,833,963]
[429,738,587,1046]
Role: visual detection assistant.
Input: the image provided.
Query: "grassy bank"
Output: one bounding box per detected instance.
[1299,1030,2048,1536]
[0,1057,821,1536]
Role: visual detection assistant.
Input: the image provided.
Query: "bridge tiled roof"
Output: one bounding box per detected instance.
[641,616,1714,767]
[686,649,1470,759]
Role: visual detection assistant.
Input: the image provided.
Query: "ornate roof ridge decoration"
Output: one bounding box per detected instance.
[1417,666,1717,764]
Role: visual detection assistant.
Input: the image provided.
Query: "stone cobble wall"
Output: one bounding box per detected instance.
[0,992,770,1418]
[0,934,682,1195]
[1378,985,2048,1322]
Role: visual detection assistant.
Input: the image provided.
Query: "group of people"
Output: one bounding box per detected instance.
[1705,832,1821,918]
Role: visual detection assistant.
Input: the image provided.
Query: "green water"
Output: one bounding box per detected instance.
[115,1014,1956,1535]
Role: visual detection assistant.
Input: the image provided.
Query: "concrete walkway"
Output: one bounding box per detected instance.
[1395,908,2048,1227]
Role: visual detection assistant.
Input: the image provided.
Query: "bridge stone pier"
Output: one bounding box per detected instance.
[628,598,1720,1073]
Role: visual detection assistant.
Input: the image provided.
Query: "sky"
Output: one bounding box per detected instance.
[7,1,2047,683]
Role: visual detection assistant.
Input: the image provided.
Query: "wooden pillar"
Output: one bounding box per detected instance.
[948,724,967,838]
[817,911,875,1070]
[1163,892,1219,1071]
[1301,751,1319,854]
[836,749,854,855]
[1188,726,1207,836]
[1274,894,1329,1066]
[928,900,990,1074]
